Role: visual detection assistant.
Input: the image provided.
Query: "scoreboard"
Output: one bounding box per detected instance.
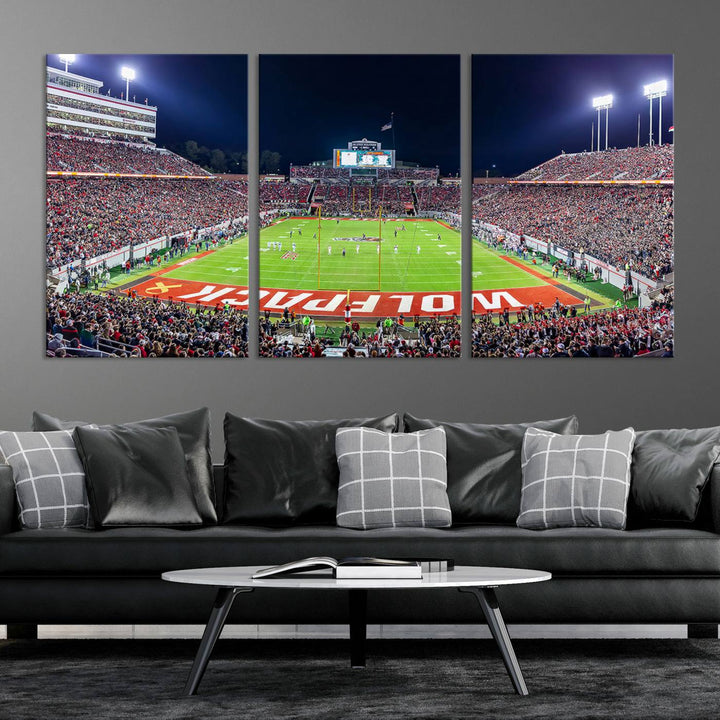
[333,148,395,169]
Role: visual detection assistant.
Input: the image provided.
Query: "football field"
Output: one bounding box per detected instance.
[122,217,589,317]
[259,217,460,292]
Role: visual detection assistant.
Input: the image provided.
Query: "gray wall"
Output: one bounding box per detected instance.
[0,0,717,460]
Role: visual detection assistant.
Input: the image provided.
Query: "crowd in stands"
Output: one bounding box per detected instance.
[517,145,674,181]
[290,166,349,180]
[473,185,673,278]
[259,314,461,358]
[377,167,440,183]
[259,181,308,207]
[471,292,674,358]
[47,112,150,136]
[47,134,210,175]
[47,95,153,123]
[46,290,248,358]
[288,165,440,183]
[47,177,248,268]
[417,185,461,213]
[376,185,413,215]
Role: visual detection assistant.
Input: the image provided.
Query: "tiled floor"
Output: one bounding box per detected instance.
[0,624,699,640]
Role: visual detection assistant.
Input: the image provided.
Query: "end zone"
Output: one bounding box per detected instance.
[125,276,579,317]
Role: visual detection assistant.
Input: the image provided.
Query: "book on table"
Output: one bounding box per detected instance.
[252,556,423,579]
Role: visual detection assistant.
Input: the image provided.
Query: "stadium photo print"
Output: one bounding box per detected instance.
[258,54,461,358]
[46,54,250,358]
[471,54,673,359]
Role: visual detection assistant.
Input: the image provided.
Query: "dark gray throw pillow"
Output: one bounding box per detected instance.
[73,424,203,528]
[630,427,720,523]
[403,413,579,524]
[223,413,400,525]
[33,408,216,523]
[32,412,91,431]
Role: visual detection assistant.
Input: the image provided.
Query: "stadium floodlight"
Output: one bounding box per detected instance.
[121,66,136,102]
[643,80,668,146]
[592,94,613,151]
[58,54,76,72]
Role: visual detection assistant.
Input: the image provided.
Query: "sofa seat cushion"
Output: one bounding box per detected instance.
[1,525,719,577]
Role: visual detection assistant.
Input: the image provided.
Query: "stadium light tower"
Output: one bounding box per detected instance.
[121,66,136,102]
[644,80,668,146]
[58,54,76,72]
[592,94,613,151]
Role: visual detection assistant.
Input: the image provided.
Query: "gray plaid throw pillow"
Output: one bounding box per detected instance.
[0,430,90,529]
[517,427,636,530]
[335,427,452,529]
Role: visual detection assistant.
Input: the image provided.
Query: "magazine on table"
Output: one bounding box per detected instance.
[252,556,425,579]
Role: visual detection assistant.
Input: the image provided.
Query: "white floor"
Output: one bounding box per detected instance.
[1,624,706,640]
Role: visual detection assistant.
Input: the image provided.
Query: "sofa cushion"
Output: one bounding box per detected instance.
[0,431,90,529]
[402,414,578,524]
[517,427,635,530]
[73,424,203,528]
[32,409,216,524]
[335,427,451,529]
[1,525,718,576]
[223,413,399,525]
[630,428,720,524]
[32,412,91,432]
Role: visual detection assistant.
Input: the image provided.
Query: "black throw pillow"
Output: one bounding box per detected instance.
[403,413,579,524]
[73,424,203,528]
[223,413,399,525]
[33,408,216,523]
[629,427,720,524]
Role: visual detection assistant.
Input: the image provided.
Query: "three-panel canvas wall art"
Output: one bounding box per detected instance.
[46,54,673,359]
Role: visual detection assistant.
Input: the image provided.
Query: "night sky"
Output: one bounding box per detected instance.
[260,55,461,175]
[46,54,248,153]
[47,54,672,178]
[473,54,673,177]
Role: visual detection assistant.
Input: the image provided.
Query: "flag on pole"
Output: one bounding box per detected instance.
[381,119,393,132]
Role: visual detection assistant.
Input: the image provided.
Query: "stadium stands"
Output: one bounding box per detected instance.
[47,177,248,268]
[47,134,210,176]
[472,184,673,279]
[417,185,461,213]
[471,296,674,358]
[516,145,674,181]
[46,289,248,358]
[289,165,439,183]
[259,315,461,358]
[259,180,307,207]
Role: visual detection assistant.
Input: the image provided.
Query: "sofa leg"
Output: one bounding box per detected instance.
[6,624,38,640]
[688,623,718,639]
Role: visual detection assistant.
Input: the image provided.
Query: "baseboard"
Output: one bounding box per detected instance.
[8,623,696,640]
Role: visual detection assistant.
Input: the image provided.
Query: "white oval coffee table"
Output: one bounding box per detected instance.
[163,565,551,697]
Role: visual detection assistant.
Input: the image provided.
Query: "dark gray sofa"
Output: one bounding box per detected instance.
[2,463,720,637]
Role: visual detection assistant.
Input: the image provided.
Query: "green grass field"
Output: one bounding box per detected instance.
[119,219,553,297]
[106,217,626,317]
[157,236,250,286]
[471,242,546,291]
[258,217,460,292]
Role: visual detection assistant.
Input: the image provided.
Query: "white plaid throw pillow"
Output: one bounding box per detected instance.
[0,430,90,529]
[517,427,636,530]
[335,427,452,530]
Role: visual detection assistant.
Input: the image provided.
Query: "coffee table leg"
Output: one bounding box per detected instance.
[459,587,529,696]
[184,587,253,696]
[348,588,368,668]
